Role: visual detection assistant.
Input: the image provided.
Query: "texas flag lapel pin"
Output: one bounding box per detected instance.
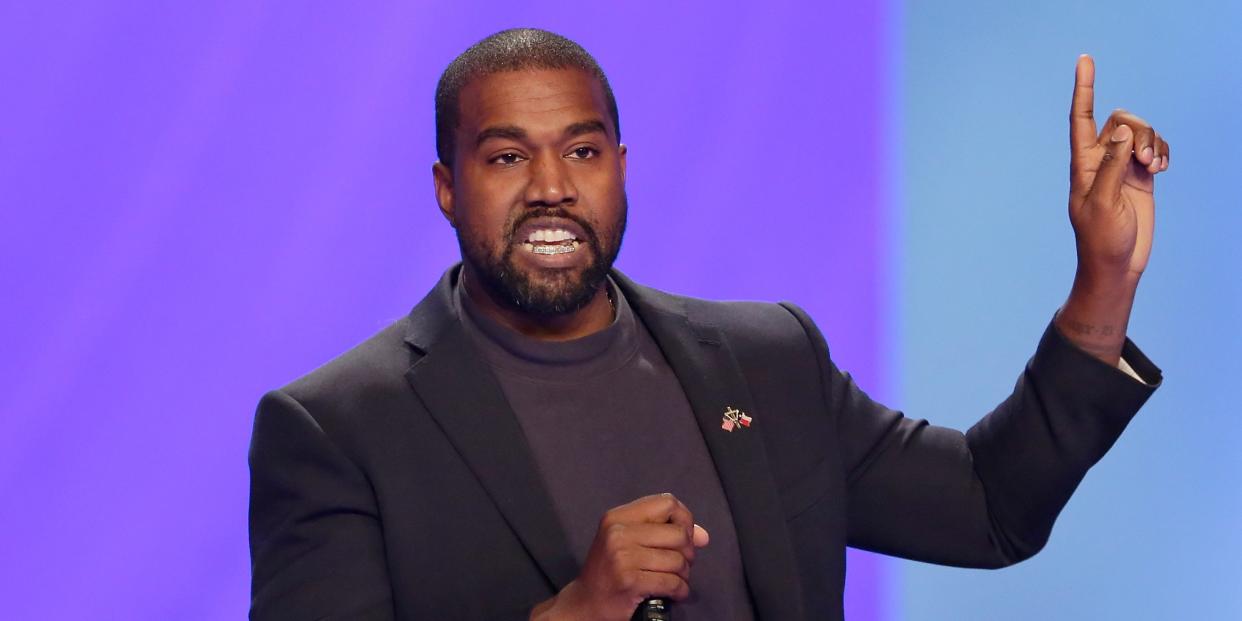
[721,406,753,432]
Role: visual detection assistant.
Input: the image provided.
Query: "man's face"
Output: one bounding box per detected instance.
[434,68,628,316]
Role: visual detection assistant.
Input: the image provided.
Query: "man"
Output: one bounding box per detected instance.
[249,28,1167,620]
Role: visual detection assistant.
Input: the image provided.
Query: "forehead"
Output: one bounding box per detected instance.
[456,68,614,138]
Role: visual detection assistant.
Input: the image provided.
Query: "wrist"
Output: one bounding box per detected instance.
[1056,271,1139,366]
[529,597,555,621]
[530,580,598,621]
[1072,257,1141,294]
[529,595,571,621]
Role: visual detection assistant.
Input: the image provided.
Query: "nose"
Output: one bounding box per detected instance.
[524,152,578,207]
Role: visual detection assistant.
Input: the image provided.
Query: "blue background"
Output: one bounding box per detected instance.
[897,1,1241,618]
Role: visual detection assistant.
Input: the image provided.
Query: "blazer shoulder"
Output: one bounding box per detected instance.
[277,316,415,414]
[617,274,824,356]
[687,295,823,355]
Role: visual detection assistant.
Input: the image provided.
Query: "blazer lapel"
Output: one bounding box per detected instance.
[402,269,578,591]
[616,273,806,620]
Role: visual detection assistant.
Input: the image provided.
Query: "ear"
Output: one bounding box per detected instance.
[432,161,456,227]
[618,143,628,182]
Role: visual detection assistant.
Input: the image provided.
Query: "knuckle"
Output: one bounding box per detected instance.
[599,511,618,529]
[602,525,629,553]
[616,569,637,593]
[667,575,690,599]
[675,524,695,543]
[612,546,633,567]
[665,572,680,588]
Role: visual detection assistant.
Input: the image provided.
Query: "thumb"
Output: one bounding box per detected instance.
[692,524,710,548]
[1087,124,1133,212]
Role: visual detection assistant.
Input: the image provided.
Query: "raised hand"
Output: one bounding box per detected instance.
[1068,54,1169,278]
[530,494,711,621]
[1056,54,1170,365]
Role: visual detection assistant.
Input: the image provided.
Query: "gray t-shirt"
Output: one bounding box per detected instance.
[456,279,754,620]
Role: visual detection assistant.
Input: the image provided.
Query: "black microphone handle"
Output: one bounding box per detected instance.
[631,597,671,621]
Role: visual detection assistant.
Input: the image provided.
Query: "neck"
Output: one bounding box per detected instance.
[460,266,614,341]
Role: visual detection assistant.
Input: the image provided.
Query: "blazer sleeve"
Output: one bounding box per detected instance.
[785,304,1161,568]
[248,389,395,620]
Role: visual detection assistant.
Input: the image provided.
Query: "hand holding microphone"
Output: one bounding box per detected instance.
[531,493,710,621]
[631,596,672,621]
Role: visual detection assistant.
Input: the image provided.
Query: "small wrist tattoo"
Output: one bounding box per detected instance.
[1065,319,1116,338]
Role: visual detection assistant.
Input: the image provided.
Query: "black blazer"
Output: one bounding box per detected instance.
[249,266,1159,620]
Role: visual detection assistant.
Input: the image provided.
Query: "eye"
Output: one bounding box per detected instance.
[490,152,525,166]
[567,146,598,160]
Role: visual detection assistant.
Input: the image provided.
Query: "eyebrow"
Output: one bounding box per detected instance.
[474,119,610,149]
[474,125,526,148]
[564,120,609,139]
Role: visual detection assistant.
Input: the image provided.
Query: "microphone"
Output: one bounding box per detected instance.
[631,597,671,621]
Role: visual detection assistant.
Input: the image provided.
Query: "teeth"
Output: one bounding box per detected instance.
[526,228,577,243]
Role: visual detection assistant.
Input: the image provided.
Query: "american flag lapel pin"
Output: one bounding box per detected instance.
[721,406,753,432]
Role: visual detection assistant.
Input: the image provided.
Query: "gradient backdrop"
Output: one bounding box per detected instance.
[1,1,1236,619]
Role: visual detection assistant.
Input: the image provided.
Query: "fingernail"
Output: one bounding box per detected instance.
[1142,146,1153,160]
[1111,125,1132,142]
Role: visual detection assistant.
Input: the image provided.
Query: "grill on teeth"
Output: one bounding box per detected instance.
[533,243,575,255]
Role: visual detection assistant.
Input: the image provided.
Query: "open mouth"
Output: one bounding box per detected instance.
[521,228,581,256]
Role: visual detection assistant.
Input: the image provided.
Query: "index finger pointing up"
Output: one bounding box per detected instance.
[1071,54,1097,153]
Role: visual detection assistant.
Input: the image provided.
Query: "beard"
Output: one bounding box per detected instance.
[457,197,626,317]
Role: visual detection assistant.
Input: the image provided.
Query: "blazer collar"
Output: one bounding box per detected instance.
[402,266,579,590]
[403,266,803,617]
[612,272,805,619]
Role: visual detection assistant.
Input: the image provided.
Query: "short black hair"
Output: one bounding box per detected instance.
[435,28,620,168]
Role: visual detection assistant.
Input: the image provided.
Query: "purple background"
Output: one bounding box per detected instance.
[9,2,1235,619]
[1,2,892,618]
